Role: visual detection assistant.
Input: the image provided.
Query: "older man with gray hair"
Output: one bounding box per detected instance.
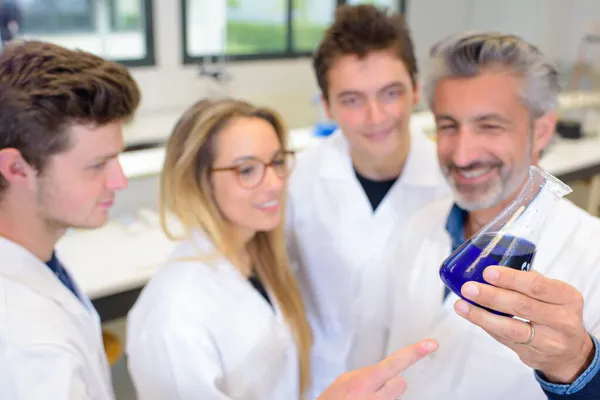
[385,32,600,399]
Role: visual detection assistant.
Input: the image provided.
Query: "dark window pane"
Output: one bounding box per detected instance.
[3,0,153,65]
[19,0,95,34]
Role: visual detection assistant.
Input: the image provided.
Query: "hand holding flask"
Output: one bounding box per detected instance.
[439,165,572,315]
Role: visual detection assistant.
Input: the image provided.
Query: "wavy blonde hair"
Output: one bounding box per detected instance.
[159,98,312,395]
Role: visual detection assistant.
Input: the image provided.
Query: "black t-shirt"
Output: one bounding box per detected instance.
[248,272,272,307]
[354,169,398,211]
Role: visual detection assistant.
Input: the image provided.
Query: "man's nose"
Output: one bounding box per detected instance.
[451,127,482,167]
[366,100,387,126]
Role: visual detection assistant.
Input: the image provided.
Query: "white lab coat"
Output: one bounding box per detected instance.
[0,236,114,400]
[126,233,300,400]
[286,129,450,397]
[386,195,600,400]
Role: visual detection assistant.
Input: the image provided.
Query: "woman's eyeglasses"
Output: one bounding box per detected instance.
[211,150,296,189]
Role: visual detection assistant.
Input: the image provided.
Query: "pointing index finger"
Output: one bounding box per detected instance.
[370,339,438,390]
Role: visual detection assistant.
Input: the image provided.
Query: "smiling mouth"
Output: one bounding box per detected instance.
[256,200,278,209]
[456,166,496,179]
[98,198,114,208]
[365,128,394,140]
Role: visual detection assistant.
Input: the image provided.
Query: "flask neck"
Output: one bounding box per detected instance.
[477,166,571,244]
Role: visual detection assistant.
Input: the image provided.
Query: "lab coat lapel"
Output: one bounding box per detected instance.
[0,237,88,315]
[0,237,108,378]
[188,231,283,320]
[316,130,354,181]
[387,198,454,349]
[195,233,297,368]
[317,130,447,263]
[371,130,447,256]
[317,132,373,215]
[315,133,380,273]
[68,270,112,385]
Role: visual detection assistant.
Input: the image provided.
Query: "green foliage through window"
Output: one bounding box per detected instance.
[184,0,403,62]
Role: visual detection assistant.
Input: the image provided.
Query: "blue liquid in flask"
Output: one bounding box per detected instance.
[440,233,536,316]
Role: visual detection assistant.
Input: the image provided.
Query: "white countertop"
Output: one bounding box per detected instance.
[57,214,176,299]
[61,112,600,301]
[540,136,600,177]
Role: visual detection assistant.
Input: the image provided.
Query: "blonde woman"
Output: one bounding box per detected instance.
[126,98,311,399]
[126,98,438,400]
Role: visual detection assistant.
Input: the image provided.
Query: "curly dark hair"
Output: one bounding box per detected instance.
[313,4,418,100]
[0,40,141,194]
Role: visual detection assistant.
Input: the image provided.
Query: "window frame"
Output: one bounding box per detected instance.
[116,0,156,67]
[180,0,406,64]
[17,0,156,67]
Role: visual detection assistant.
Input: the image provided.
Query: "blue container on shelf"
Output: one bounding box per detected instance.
[312,94,337,137]
[314,121,338,137]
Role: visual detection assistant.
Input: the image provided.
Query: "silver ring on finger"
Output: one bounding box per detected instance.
[516,320,535,345]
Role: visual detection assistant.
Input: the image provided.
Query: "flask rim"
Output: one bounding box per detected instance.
[529,165,572,198]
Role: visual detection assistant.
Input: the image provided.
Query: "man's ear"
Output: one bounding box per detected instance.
[532,111,556,161]
[412,79,421,106]
[321,93,334,121]
[0,148,36,189]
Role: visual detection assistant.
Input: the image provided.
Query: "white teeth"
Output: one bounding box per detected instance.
[459,167,493,179]
[257,200,278,208]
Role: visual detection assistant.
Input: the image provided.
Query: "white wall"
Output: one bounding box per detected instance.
[408,0,600,85]
[406,0,471,75]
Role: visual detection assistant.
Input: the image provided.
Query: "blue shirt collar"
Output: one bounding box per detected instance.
[445,203,468,252]
[45,251,81,302]
[45,252,61,274]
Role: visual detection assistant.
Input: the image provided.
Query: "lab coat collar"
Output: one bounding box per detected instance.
[0,236,93,316]
[397,127,445,188]
[317,128,445,188]
[315,130,355,181]
[173,231,286,319]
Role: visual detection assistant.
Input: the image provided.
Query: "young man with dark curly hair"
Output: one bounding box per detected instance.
[0,40,140,399]
[287,4,449,397]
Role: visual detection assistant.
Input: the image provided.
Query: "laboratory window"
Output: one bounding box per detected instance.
[181,0,406,64]
[2,0,155,67]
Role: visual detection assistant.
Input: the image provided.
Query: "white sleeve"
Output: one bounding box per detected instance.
[4,344,95,400]
[127,328,232,400]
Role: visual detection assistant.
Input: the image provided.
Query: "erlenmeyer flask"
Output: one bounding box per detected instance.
[439,165,572,315]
